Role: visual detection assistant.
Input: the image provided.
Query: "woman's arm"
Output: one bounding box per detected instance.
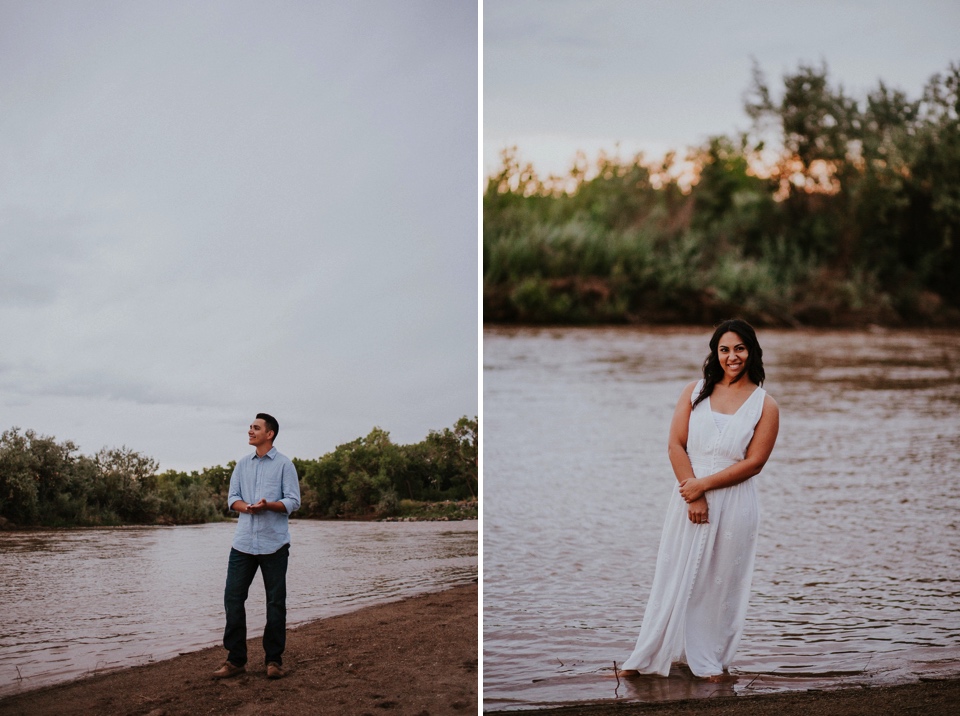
[668,381,698,485]
[678,394,780,502]
[667,382,710,523]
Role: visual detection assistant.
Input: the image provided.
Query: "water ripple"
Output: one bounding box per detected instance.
[484,327,960,707]
[0,520,476,696]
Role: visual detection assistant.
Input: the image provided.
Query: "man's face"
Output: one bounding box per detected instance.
[248,419,274,448]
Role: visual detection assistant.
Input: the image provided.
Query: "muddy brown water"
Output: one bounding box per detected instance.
[482,326,960,710]
[0,519,477,696]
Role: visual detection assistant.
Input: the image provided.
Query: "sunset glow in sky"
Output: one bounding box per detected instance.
[484,0,959,179]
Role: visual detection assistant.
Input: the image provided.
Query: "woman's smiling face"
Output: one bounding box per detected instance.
[717,331,748,381]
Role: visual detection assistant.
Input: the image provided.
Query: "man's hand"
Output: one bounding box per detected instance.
[248,499,268,514]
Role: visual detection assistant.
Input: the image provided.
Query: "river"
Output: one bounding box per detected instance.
[483,326,960,710]
[0,519,477,697]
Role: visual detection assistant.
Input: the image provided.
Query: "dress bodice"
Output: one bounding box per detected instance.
[687,379,765,477]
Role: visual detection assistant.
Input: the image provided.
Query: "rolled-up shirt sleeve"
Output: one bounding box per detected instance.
[226,464,243,512]
[279,460,301,514]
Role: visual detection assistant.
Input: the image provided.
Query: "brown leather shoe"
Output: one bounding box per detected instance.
[266,662,285,679]
[213,661,245,679]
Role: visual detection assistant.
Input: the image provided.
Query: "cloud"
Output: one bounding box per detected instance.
[0,0,478,470]
[484,0,960,172]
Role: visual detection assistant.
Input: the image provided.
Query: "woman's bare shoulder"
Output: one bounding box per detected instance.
[680,380,699,398]
[761,392,780,415]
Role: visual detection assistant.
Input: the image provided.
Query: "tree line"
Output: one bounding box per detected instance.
[484,61,960,326]
[0,416,477,528]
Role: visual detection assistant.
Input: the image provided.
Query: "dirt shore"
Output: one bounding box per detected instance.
[486,678,960,715]
[0,582,477,716]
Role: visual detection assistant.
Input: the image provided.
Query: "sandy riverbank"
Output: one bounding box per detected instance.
[486,677,960,715]
[0,582,477,716]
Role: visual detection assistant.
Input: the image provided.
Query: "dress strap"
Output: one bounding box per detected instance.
[747,387,767,425]
[691,379,705,406]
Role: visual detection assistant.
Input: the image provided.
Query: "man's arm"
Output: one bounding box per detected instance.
[278,460,301,514]
[226,463,247,513]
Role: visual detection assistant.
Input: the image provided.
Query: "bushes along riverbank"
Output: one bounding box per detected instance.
[484,61,960,327]
[0,416,477,528]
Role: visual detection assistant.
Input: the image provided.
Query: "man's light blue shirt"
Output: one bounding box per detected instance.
[227,446,301,555]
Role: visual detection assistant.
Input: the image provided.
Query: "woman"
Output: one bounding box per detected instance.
[619,319,780,681]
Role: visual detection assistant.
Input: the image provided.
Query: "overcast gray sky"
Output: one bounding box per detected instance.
[485,0,960,177]
[1,0,478,471]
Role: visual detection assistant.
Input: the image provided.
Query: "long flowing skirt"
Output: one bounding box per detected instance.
[621,479,759,677]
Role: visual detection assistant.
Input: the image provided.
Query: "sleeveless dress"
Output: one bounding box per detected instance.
[621,379,766,677]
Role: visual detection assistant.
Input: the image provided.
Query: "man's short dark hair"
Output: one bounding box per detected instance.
[257,413,279,441]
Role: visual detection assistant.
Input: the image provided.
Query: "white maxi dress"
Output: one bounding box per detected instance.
[621,379,765,677]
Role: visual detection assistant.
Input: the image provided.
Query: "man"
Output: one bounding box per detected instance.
[213,413,301,680]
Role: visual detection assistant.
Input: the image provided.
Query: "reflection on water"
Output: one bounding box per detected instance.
[0,520,477,696]
[483,327,960,710]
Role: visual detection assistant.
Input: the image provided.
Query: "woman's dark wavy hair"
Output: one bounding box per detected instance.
[692,319,765,409]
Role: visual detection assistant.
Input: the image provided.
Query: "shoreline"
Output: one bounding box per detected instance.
[483,321,960,332]
[0,510,479,531]
[485,677,960,715]
[0,582,478,716]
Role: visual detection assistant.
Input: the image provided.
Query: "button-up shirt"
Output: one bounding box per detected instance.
[227,446,301,555]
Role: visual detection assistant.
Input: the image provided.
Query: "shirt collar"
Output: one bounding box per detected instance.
[253,446,278,460]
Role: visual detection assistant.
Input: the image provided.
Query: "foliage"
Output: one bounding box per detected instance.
[295,416,478,519]
[0,429,162,527]
[0,417,478,528]
[382,499,479,521]
[484,61,960,326]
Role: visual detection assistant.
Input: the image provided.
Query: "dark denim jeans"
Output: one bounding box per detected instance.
[223,543,289,667]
